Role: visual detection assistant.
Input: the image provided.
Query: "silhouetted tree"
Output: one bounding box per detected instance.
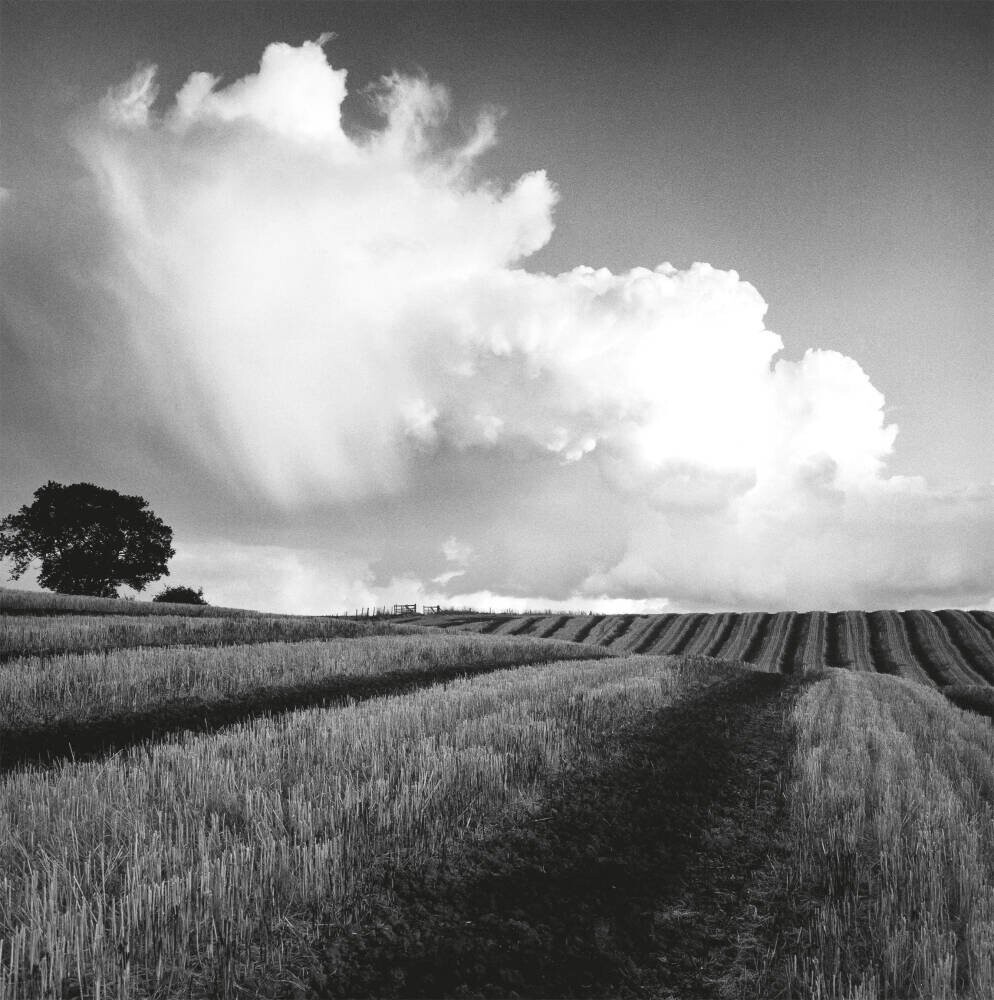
[0,481,174,598]
[153,585,207,605]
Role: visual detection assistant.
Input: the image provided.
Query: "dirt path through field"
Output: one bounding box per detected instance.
[311,670,803,999]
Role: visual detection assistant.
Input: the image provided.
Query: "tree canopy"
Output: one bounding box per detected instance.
[0,481,175,598]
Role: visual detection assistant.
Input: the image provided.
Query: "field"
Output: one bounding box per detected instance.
[2,591,994,997]
[425,608,994,702]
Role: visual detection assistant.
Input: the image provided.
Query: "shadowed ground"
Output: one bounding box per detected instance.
[310,670,803,999]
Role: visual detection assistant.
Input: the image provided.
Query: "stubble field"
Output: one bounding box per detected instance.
[2,588,993,998]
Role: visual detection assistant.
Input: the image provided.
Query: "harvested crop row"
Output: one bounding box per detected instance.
[936,610,994,685]
[762,670,994,998]
[600,614,640,647]
[0,653,730,999]
[797,610,826,672]
[649,613,703,656]
[579,614,627,646]
[0,634,611,747]
[826,611,873,671]
[901,609,985,686]
[556,614,604,643]
[430,611,994,690]
[741,612,773,663]
[609,615,655,652]
[435,618,495,633]
[502,616,541,636]
[699,612,739,658]
[0,613,419,662]
[479,616,515,634]
[538,615,571,639]
[714,612,765,662]
[630,613,678,653]
[972,610,994,637]
[674,612,724,658]
[867,610,935,686]
[748,613,795,672]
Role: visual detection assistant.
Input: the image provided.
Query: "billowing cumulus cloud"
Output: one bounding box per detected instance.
[3,38,991,612]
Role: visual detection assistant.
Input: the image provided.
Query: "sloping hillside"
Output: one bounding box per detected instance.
[425,609,994,687]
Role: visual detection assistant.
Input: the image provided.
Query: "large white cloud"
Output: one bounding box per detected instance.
[5,37,991,611]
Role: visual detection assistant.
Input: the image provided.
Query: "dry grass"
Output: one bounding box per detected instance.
[0,653,727,998]
[769,670,994,998]
[0,633,608,734]
[0,613,419,661]
[0,588,264,618]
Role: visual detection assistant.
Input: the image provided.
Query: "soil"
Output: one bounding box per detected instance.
[308,670,803,999]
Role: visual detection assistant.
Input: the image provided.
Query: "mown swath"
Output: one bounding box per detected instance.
[824,612,843,667]
[746,613,793,672]
[610,616,657,652]
[582,615,629,646]
[680,613,729,657]
[479,616,513,634]
[699,612,738,659]
[798,611,827,673]
[675,613,716,656]
[936,609,994,685]
[569,614,606,643]
[507,616,543,636]
[901,610,985,686]
[538,615,571,639]
[437,618,493,632]
[867,610,935,686]
[786,612,817,674]
[434,615,493,629]
[969,610,994,642]
[0,635,615,766]
[0,613,417,662]
[635,613,689,655]
[741,612,773,665]
[601,614,639,647]
[835,611,876,671]
[550,615,595,642]
[630,613,678,653]
[661,613,708,656]
[775,613,803,673]
[773,671,994,998]
[716,612,765,662]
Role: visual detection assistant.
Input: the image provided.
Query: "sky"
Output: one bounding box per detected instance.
[1,1,992,614]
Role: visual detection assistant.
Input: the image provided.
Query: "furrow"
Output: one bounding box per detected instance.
[935,609,994,685]
[798,611,827,673]
[572,615,607,644]
[901,610,984,685]
[866,610,936,686]
[538,615,571,639]
[699,612,738,659]
[631,614,678,654]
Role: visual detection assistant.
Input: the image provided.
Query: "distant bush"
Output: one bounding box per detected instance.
[153,585,208,605]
